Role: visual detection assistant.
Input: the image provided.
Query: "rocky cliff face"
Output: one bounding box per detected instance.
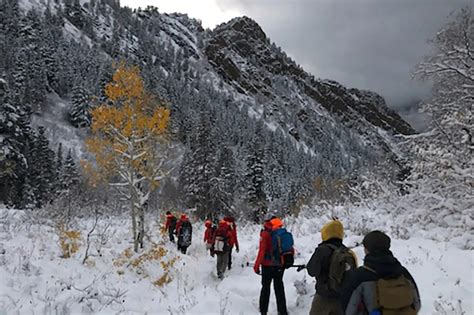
[206,16,414,136]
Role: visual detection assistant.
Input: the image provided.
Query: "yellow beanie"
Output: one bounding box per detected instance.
[321,220,344,241]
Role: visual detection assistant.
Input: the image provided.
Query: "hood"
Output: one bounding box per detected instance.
[364,251,403,278]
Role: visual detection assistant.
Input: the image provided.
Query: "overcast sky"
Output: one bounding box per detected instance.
[121,0,471,130]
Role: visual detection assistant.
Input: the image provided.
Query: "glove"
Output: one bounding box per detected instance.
[254,267,260,275]
[236,246,240,253]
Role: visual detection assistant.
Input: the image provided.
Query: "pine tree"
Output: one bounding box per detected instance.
[62,149,79,193]
[179,112,217,217]
[0,78,25,205]
[209,145,236,214]
[30,126,55,207]
[69,86,91,127]
[245,122,268,222]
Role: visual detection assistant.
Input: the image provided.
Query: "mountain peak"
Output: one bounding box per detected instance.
[214,16,267,42]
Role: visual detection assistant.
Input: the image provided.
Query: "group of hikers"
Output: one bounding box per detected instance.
[164,211,239,278]
[164,212,421,315]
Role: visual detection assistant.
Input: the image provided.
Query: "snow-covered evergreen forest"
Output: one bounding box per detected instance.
[0,0,472,313]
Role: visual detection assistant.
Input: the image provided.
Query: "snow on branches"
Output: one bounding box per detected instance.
[85,63,171,252]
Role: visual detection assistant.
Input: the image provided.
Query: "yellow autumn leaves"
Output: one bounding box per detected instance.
[84,63,170,184]
[91,62,169,138]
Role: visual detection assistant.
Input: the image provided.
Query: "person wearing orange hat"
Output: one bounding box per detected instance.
[254,216,289,315]
[213,219,233,279]
[306,219,357,315]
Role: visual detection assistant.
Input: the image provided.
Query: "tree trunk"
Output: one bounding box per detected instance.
[138,206,145,249]
[131,189,138,253]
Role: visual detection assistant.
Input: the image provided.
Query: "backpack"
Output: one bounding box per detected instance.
[325,244,357,293]
[365,267,417,315]
[271,228,294,268]
[213,225,230,253]
[179,221,192,247]
[169,217,177,231]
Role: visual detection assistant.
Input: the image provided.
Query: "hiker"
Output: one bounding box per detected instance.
[213,219,233,279]
[342,230,421,315]
[306,219,357,315]
[176,214,192,254]
[164,211,177,242]
[254,217,293,315]
[204,219,215,254]
[224,216,239,270]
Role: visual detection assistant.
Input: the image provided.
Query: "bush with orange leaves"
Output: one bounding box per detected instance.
[57,224,82,258]
[113,245,179,287]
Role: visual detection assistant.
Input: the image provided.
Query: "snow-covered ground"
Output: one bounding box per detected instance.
[0,208,472,314]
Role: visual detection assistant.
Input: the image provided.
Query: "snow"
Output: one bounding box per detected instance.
[0,206,471,314]
[31,93,87,159]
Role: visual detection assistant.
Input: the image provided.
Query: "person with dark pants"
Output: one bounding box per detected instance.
[176,214,192,254]
[164,211,177,242]
[224,216,239,270]
[254,218,288,315]
[213,220,233,279]
[260,266,287,315]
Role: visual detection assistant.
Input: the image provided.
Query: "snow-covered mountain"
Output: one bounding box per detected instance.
[1,0,414,213]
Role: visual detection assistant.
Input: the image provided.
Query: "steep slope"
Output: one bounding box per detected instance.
[2,0,414,212]
[205,17,414,153]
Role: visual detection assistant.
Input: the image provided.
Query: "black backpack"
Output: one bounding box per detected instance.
[170,217,177,231]
[179,221,192,247]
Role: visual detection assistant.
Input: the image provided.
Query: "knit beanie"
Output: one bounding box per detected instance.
[321,220,344,241]
[363,230,391,253]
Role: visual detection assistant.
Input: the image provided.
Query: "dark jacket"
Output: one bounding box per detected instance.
[307,238,345,298]
[342,251,421,315]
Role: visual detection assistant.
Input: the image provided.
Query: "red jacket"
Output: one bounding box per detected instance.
[165,214,176,230]
[213,221,233,245]
[254,222,274,272]
[227,221,239,250]
[204,221,214,244]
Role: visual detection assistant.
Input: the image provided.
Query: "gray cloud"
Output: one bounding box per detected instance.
[215,0,470,130]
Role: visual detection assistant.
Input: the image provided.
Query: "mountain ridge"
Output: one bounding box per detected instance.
[1,0,413,213]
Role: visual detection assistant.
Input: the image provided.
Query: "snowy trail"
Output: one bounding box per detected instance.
[0,209,472,314]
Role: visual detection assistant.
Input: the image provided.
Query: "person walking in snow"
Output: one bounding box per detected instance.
[254,217,290,315]
[164,211,177,243]
[306,218,357,315]
[204,219,216,254]
[213,219,233,279]
[224,216,239,270]
[342,230,421,315]
[176,214,192,254]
